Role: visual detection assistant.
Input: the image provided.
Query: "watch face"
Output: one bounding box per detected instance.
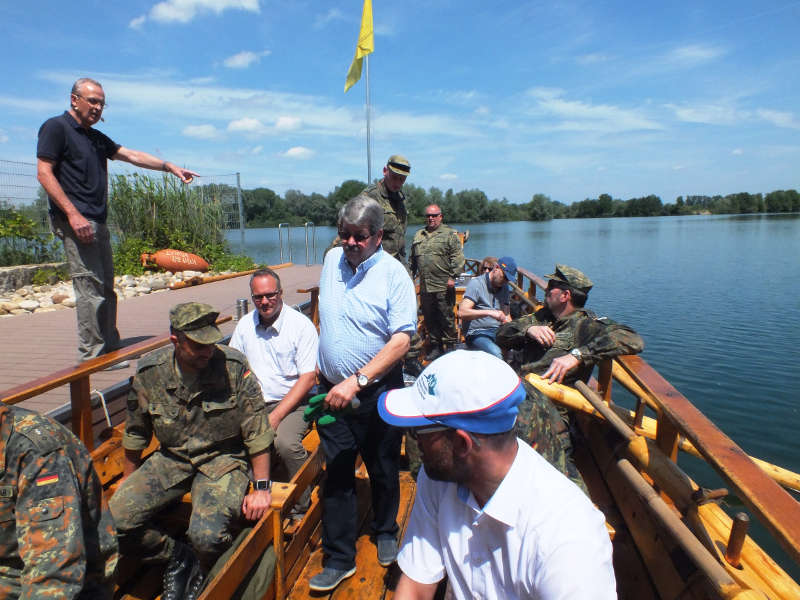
[358,374,369,387]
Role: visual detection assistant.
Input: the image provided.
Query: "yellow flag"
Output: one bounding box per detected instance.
[344,0,374,92]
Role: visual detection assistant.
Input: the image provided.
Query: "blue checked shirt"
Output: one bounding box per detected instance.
[318,246,417,384]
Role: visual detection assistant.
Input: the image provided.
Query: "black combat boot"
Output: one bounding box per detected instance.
[185,565,206,600]
[162,541,199,600]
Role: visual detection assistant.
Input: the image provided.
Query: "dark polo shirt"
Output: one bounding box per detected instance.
[37,111,120,223]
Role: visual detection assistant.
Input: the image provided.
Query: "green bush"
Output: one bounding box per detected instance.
[32,266,69,285]
[0,204,63,267]
[109,173,254,274]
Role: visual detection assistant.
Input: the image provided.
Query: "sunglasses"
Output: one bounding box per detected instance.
[425,213,441,218]
[338,230,373,243]
[408,424,482,447]
[252,291,281,302]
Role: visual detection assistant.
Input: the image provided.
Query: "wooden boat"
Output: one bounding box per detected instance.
[2,259,800,599]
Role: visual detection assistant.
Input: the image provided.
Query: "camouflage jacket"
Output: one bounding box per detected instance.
[122,345,273,489]
[0,404,117,599]
[363,179,407,263]
[409,225,465,293]
[496,307,644,384]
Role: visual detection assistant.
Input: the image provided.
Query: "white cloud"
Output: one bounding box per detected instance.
[663,44,726,67]
[474,106,489,116]
[251,145,263,154]
[314,9,345,29]
[275,116,301,131]
[732,148,743,155]
[223,50,271,69]
[666,103,744,125]
[0,129,8,143]
[757,109,800,130]
[440,173,458,181]
[130,0,260,28]
[182,124,220,139]
[527,88,661,132]
[284,146,314,159]
[227,117,265,133]
[576,53,610,65]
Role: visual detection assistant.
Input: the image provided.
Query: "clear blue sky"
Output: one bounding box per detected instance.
[2,0,799,205]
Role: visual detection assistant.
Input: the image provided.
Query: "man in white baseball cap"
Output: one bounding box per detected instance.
[379,350,616,600]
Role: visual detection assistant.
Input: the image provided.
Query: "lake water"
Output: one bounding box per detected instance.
[228,214,800,574]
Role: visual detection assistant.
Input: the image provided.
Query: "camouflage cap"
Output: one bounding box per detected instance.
[387,154,411,177]
[169,302,223,344]
[546,264,594,293]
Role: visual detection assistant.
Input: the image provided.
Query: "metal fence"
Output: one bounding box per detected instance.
[0,159,244,236]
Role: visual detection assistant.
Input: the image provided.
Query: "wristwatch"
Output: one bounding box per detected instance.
[254,479,272,491]
[356,370,370,389]
[570,348,583,362]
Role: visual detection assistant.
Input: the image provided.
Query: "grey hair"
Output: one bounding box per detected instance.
[71,78,103,96]
[338,194,384,235]
[249,267,282,292]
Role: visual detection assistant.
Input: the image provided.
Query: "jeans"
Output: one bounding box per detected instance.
[466,329,503,359]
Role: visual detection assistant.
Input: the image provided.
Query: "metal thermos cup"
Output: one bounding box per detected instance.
[235,298,248,320]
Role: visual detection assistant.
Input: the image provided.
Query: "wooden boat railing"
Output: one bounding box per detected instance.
[506,264,800,592]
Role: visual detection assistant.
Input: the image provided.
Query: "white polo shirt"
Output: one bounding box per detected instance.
[230,304,318,403]
[398,439,616,600]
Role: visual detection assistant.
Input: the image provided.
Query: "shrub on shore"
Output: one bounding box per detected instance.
[109,173,254,274]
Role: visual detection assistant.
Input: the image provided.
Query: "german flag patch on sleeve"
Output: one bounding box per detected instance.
[35,474,59,487]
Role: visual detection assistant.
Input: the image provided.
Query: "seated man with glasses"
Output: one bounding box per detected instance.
[378,351,616,600]
[458,256,517,359]
[496,264,644,386]
[230,268,319,518]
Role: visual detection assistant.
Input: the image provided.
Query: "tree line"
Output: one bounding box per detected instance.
[241,182,799,227]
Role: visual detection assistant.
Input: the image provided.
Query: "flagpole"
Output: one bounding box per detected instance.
[365,54,372,184]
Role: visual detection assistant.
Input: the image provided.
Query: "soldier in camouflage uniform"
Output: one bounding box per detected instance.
[109,302,274,600]
[0,402,118,599]
[498,264,645,493]
[362,154,410,264]
[409,204,464,360]
[496,264,644,385]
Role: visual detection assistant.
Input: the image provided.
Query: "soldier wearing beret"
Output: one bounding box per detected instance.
[109,302,274,600]
[362,154,411,265]
[497,264,644,385]
[0,402,118,599]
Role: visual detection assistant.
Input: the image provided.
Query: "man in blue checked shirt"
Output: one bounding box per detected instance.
[310,194,417,592]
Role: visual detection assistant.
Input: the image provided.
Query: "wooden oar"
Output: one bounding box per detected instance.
[524,373,800,493]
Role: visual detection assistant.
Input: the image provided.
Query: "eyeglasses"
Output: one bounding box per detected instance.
[408,424,482,447]
[338,230,373,243]
[73,93,106,108]
[252,291,281,302]
[425,213,441,218]
[482,266,492,272]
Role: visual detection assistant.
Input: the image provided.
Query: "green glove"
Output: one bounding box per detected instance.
[303,393,328,423]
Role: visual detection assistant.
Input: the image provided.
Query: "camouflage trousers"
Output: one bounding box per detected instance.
[419,290,458,349]
[109,453,250,571]
[514,380,588,495]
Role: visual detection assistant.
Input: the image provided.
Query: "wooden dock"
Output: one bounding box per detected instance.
[0,264,322,416]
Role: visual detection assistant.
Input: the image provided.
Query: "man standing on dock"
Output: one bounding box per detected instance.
[310,195,417,592]
[109,302,274,600]
[0,401,118,598]
[496,264,644,385]
[379,351,616,600]
[363,154,411,265]
[230,267,318,518]
[409,204,464,360]
[36,77,197,365]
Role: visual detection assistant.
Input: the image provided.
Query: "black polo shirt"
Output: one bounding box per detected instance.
[37,111,120,223]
